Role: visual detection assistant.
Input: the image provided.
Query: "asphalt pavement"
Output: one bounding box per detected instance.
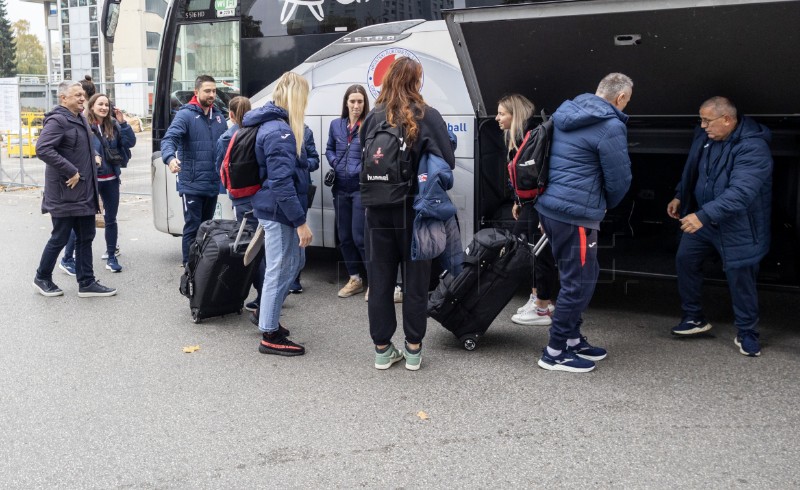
[1,188,798,488]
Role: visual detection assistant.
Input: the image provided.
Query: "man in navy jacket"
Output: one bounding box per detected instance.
[161,75,227,265]
[667,97,772,357]
[33,80,116,298]
[535,73,634,373]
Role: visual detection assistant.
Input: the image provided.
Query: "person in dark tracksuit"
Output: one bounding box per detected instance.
[667,96,772,357]
[161,74,228,266]
[535,73,634,373]
[360,57,455,371]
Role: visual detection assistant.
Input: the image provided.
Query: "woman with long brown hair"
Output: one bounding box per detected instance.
[360,57,455,370]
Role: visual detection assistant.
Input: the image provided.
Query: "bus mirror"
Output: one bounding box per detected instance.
[101,0,122,43]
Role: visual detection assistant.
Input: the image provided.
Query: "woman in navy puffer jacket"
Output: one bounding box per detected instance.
[325,84,370,298]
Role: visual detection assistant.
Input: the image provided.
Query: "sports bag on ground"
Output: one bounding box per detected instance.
[220,126,261,199]
[507,110,553,202]
[427,227,533,350]
[360,110,413,207]
[179,218,263,323]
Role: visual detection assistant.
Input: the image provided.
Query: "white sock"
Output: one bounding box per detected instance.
[546,346,562,357]
[566,338,580,347]
[350,274,361,281]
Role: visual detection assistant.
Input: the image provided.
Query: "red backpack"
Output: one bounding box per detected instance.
[220,126,261,199]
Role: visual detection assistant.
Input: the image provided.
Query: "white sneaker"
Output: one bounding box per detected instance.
[511,306,553,326]
[516,294,538,314]
[393,285,403,303]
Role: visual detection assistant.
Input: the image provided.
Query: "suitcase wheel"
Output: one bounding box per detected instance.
[191,308,201,324]
[460,334,479,351]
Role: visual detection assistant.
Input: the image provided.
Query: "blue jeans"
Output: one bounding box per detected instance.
[539,214,599,351]
[67,180,122,258]
[38,215,97,287]
[181,194,217,265]
[258,220,302,334]
[334,189,366,276]
[676,226,760,332]
[234,200,264,298]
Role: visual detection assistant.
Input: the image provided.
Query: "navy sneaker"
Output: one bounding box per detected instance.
[33,277,64,297]
[734,332,761,357]
[565,336,607,361]
[538,348,595,373]
[105,256,122,273]
[289,280,303,294]
[671,318,712,336]
[244,300,259,312]
[59,257,76,276]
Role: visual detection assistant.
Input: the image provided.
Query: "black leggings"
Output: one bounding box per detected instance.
[512,202,558,301]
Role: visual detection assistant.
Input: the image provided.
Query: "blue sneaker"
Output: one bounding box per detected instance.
[105,256,122,273]
[565,336,607,361]
[671,318,712,336]
[734,332,761,357]
[59,257,76,276]
[289,280,303,294]
[538,348,595,373]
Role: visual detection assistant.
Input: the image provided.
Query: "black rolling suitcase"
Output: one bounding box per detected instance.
[179,218,263,323]
[427,227,539,350]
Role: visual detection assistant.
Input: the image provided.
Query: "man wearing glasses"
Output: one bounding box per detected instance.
[667,96,773,357]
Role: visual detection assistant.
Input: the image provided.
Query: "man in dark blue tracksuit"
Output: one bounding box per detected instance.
[161,75,227,265]
[667,96,772,357]
[535,73,634,373]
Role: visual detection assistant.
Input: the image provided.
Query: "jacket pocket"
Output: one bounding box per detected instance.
[59,180,86,204]
[748,213,759,245]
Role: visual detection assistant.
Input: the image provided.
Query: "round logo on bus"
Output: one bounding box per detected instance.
[366,48,423,99]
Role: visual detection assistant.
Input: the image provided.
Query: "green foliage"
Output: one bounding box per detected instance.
[0,0,17,77]
[13,20,45,75]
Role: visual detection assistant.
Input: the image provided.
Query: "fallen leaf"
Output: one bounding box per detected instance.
[416,411,429,420]
[183,345,200,353]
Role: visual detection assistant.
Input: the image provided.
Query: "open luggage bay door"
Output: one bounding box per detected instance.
[444,0,800,288]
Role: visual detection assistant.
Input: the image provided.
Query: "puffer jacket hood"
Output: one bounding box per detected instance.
[553,93,629,132]
[242,102,287,127]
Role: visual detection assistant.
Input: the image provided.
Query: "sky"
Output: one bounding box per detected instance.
[5,0,50,42]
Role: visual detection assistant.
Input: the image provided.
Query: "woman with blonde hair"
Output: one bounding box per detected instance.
[360,57,455,370]
[241,72,312,356]
[496,93,557,326]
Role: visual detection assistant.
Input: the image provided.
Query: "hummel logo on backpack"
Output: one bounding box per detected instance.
[360,112,413,207]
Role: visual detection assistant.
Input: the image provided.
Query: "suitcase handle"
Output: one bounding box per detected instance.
[233,211,252,253]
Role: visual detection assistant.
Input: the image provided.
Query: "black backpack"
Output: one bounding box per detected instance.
[220,126,261,199]
[507,110,554,201]
[360,113,413,207]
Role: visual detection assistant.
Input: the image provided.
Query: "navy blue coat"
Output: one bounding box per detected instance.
[242,102,309,228]
[535,93,632,229]
[325,117,362,192]
[160,100,227,197]
[36,105,99,217]
[676,117,773,268]
[91,120,136,178]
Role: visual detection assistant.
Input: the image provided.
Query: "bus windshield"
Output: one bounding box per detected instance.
[169,21,240,119]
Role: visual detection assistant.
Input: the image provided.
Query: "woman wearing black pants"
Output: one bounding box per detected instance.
[360,57,455,371]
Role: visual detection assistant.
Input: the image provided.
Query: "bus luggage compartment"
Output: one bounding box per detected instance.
[447,0,800,288]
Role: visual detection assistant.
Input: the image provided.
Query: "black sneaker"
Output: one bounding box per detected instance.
[244,300,259,312]
[249,310,290,336]
[33,277,64,297]
[258,331,305,356]
[77,281,117,298]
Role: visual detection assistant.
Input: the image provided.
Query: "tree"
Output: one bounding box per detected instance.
[0,0,16,77]
[13,20,45,75]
